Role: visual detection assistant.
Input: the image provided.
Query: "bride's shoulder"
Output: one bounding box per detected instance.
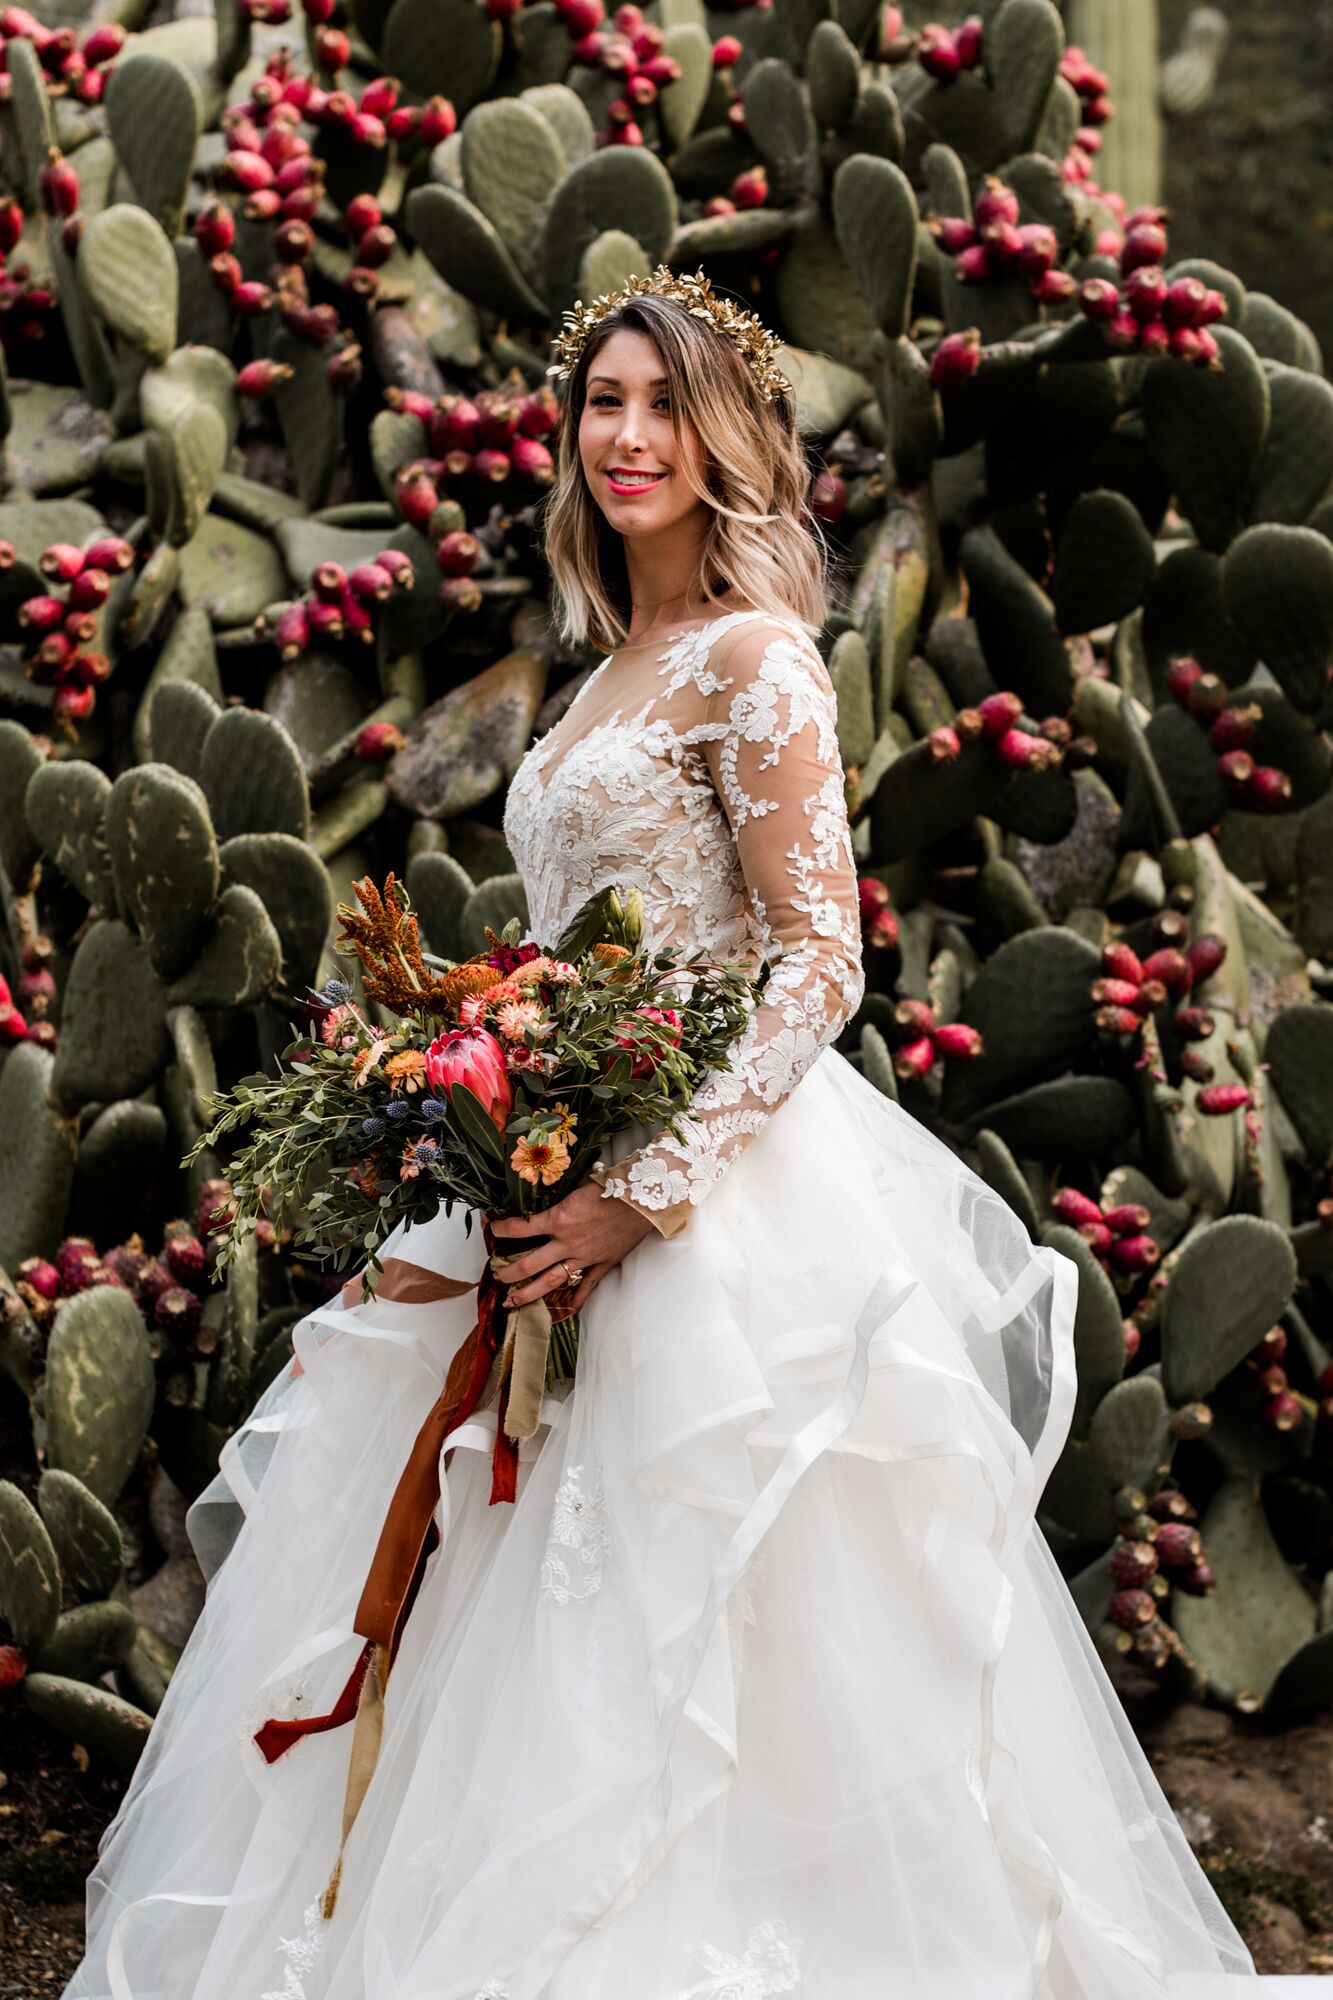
[706,609,831,694]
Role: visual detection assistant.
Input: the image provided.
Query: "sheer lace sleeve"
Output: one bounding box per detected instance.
[589,618,865,1239]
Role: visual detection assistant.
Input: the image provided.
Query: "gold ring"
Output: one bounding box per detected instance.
[562,1260,584,1285]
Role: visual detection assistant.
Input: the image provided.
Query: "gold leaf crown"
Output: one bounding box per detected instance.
[545,263,793,406]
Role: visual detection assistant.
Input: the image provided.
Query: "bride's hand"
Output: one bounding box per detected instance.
[486,1180,655,1311]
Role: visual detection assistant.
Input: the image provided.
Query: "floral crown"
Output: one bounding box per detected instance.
[545,263,793,406]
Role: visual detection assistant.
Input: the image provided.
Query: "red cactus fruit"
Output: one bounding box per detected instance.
[1196,1083,1251,1115]
[1092,977,1143,1010]
[976,690,1023,740]
[1111,1540,1158,1589]
[355,721,406,764]
[1261,1391,1302,1433]
[156,1285,203,1339]
[931,1022,982,1060]
[1053,1186,1103,1229]
[953,242,992,284]
[1151,1523,1200,1570]
[953,14,982,65]
[930,216,976,256]
[1246,764,1293,808]
[927,725,961,762]
[1120,222,1168,273]
[1140,948,1191,997]
[59,1242,104,1292]
[40,542,87,583]
[917,22,961,79]
[1110,1589,1156,1631]
[0,1643,26,1688]
[17,1257,60,1300]
[892,1035,937,1081]
[1101,940,1145,985]
[40,148,80,217]
[930,328,981,387]
[165,1232,206,1285]
[237,359,295,396]
[730,166,768,209]
[1078,277,1121,322]
[192,203,235,264]
[858,878,890,923]
[1102,1204,1151,1235]
[1109,1233,1160,1273]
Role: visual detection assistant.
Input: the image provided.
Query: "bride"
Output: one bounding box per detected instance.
[63,267,1301,1998]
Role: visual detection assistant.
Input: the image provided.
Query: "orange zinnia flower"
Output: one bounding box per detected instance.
[510,1132,571,1187]
[384,1049,429,1092]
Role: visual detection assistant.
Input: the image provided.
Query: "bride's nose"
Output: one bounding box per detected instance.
[615,404,649,455]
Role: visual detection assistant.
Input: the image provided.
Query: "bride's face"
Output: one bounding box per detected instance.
[578,328,709,533]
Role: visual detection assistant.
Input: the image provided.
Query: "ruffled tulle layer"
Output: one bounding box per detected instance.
[62,1049,1296,1999]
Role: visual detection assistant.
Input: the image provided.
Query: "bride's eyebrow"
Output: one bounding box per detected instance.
[588,374,669,388]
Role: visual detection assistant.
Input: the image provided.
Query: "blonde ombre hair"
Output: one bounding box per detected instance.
[540,289,831,655]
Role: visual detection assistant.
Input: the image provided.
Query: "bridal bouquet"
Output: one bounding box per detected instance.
[188,872,756,1401]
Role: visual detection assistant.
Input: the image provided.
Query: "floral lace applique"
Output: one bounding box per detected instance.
[473,1983,510,1999]
[539,1462,610,1605]
[504,613,863,1239]
[259,1898,324,2000]
[681,1918,803,1998]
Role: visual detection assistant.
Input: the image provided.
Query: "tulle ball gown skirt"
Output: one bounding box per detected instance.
[63,1049,1308,1999]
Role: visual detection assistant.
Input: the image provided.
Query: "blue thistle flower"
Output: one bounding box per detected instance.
[420,1096,447,1123]
[361,1117,386,1140]
[414,1140,441,1165]
[386,1100,413,1121]
[320,977,353,1004]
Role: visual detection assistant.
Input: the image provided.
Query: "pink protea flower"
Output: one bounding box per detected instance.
[424,1026,514,1132]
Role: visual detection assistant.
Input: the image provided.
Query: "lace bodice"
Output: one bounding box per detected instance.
[502,609,864,1236]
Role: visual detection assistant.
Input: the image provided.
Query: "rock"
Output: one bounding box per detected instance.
[386,649,547,820]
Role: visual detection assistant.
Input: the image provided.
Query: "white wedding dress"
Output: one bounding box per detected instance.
[63,610,1318,1998]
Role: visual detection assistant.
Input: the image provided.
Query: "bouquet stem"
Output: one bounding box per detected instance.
[546,1311,580,1389]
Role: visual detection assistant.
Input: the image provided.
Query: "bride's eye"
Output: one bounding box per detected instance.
[591,394,671,410]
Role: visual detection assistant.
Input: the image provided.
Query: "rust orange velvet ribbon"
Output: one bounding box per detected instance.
[252,1220,578,1919]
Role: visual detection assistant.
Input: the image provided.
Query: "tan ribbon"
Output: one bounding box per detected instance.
[487,1249,554,1443]
[319,1641,389,1921]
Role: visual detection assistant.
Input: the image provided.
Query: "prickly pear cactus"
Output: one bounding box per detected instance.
[0,0,1331,1757]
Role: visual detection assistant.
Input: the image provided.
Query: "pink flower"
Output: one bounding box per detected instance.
[495,998,547,1042]
[612,1004,683,1080]
[458,993,487,1027]
[320,1003,361,1051]
[423,1026,514,1133]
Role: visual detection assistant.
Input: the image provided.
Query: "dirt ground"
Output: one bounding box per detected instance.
[3,1648,1332,1994]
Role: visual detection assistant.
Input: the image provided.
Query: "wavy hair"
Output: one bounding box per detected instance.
[539,288,831,655]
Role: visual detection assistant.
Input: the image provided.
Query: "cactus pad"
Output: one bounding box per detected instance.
[50,920,172,1108]
[37,1469,125,1604]
[1160,1215,1297,1404]
[78,205,180,366]
[1171,1478,1318,1711]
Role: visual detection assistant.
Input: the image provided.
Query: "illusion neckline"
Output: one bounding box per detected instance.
[597,606,796,666]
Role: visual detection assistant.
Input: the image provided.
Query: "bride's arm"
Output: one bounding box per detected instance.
[588,617,865,1237]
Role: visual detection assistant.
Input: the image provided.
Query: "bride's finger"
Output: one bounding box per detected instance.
[570,1262,612,1311]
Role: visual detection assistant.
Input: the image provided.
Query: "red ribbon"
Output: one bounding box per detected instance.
[254,1222,519,1766]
